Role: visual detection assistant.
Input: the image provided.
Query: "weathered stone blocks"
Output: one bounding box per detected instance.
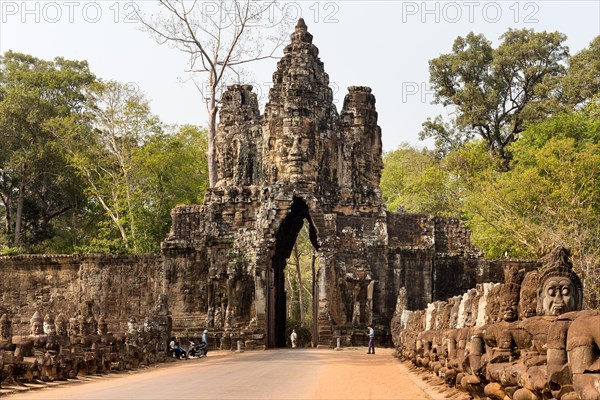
[393,248,600,400]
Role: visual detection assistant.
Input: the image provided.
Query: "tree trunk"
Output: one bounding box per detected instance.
[0,190,11,235]
[123,169,137,252]
[293,242,305,325]
[207,72,219,187]
[13,180,25,246]
[71,203,78,247]
[285,269,295,319]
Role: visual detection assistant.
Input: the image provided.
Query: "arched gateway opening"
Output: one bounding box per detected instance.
[267,197,320,348]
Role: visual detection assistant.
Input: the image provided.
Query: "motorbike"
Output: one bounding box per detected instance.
[187,341,207,358]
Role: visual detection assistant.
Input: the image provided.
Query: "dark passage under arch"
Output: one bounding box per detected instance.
[268,196,319,348]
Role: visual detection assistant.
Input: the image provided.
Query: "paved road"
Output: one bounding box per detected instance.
[6,348,438,399]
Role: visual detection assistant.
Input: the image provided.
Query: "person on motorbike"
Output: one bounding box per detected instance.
[188,340,207,358]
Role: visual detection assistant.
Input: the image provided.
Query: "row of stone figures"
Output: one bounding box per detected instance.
[0,309,172,388]
[391,247,600,400]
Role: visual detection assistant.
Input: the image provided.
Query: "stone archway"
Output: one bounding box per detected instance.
[160,21,492,348]
[267,196,319,348]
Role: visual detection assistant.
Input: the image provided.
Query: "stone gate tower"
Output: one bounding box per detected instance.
[162,20,489,348]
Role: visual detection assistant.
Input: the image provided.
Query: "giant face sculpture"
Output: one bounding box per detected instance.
[272,120,314,182]
[537,247,582,317]
[268,111,317,181]
[540,276,579,316]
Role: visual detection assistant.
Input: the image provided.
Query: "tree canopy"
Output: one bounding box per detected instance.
[383,102,600,306]
[0,52,208,255]
[422,29,571,165]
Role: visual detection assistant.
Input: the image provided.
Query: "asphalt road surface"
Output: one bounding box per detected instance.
[6,348,440,399]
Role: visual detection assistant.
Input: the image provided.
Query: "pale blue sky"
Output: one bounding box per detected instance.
[1,1,599,150]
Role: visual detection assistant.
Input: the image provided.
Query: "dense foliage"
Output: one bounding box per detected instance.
[382,34,600,307]
[0,52,208,255]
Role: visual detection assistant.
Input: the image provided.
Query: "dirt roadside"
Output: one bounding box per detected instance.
[3,347,462,399]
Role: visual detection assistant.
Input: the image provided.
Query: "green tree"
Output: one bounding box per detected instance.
[0,51,96,250]
[419,116,473,158]
[464,105,599,306]
[285,223,318,330]
[380,144,457,216]
[62,80,163,253]
[131,124,209,252]
[562,36,600,108]
[423,29,569,165]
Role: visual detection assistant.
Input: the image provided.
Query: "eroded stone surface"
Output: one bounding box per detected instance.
[161,20,533,348]
[393,247,598,400]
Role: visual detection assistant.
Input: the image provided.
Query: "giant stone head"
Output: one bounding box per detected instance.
[537,247,583,316]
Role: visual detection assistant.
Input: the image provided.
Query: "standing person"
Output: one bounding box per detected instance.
[290,329,298,348]
[169,336,177,358]
[202,329,209,356]
[367,325,375,354]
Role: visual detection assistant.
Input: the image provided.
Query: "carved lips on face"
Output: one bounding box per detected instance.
[541,277,576,316]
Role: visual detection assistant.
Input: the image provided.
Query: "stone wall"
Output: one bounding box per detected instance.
[0,254,164,335]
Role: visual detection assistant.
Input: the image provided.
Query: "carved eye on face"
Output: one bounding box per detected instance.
[547,287,556,297]
[561,287,570,296]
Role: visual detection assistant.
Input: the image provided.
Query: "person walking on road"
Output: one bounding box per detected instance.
[290,329,298,348]
[367,325,375,354]
[202,329,209,356]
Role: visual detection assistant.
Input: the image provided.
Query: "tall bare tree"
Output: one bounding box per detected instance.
[292,242,305,324]
[139,0,290,187]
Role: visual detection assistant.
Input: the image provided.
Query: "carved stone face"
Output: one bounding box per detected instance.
[55,315,67,336]
[30,311,44,336]
[497,284,519,322]
[1,315,11,340]
[540,277,577,316]
[519,271,539,319]
[500,298,519,322]
[127,317,138,334]
[272,121,315,181]
[485,285,502,323]
[98,318,108,336]
[32,321,44,335]
[43,314,55,335]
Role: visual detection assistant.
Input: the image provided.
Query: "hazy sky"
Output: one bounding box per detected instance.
[1,1,599,150]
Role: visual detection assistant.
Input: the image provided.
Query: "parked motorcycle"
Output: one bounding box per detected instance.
[187,341,207,358]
